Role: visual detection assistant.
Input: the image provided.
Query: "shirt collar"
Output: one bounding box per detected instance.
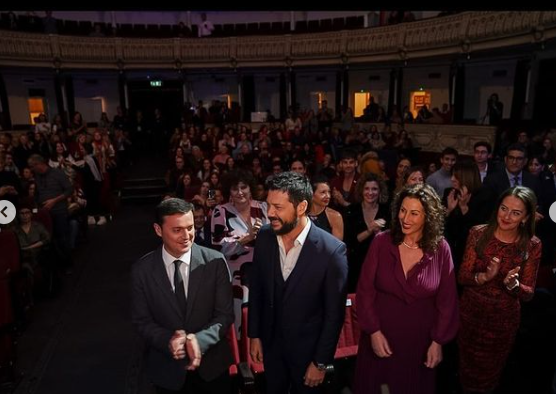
[505,169,522,181]
[279,218,311,247]
[162,245,191,268]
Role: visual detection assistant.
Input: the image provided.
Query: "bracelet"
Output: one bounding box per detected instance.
[506,281,519,291]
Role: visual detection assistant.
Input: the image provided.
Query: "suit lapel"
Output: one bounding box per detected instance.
[152,246,184,318]
[185,245,205,322]
[283,225,319,302]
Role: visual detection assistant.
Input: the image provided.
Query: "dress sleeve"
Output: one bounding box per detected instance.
[356,232,383,334]
[458,226,482,286]
[210,204,246,258]
[513,238,541,301]
[431,240,459,344]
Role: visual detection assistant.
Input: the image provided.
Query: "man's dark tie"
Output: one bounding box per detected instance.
[173,260,187,314]
[513,176,520,187]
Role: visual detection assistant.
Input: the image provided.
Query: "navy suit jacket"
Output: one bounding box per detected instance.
[483,169,541,199]
[248,222,348,365]
[131,244,234,390]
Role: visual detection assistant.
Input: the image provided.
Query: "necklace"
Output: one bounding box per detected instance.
[402,241,419,249]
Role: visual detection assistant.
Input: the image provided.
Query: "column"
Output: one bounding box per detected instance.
[510,58,532,121]
[118,71,127,111]
[450,62,465,123]
[289,69,297,113]
[279,72,287,120]
[0,72,12,130]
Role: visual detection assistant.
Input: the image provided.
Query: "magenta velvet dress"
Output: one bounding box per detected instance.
[354,231,459,394]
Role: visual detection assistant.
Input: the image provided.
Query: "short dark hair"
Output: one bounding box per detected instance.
[340,149,358,161]
[506,143,527,158]
[155,198,193,226]
[28,154,46,165]
[310,175,330,192]
[221,169,256,200]
[474,141,492,154]
[441,147,459,158]
[266,171,313,213]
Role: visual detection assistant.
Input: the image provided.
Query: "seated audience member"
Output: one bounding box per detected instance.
[15,203,51,270]
[175,173,199,202]
[426,147,458,197]
[308,177,344,241]
[0,152,22,207]
[388,158,412,198]
[330,149,360,211]
[527,155,545,178]
[458,186,541,394]
[403,166,425,187]
[444,161,492,270]
[344,173,390,292]
[483,143,541,201]
[473,141,496,183]
[211,170,268,282]
[193,204,213,249]
[165,155,187,191]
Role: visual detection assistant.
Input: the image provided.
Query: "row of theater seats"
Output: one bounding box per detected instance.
[0,13,365,38]
[0,209,54,382]
[228,290,359,392]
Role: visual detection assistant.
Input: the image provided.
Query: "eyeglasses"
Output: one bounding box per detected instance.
[506,155,525,162]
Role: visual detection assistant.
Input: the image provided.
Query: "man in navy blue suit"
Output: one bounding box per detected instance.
[248,172,348,394]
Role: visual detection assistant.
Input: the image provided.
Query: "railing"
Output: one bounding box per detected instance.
[0,11,555,69]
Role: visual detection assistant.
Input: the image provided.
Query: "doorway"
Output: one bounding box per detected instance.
[410,90,431,118]
[127,80,183,128]
[354,92,371,117]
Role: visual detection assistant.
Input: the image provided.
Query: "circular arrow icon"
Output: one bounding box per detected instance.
[0,200,17,225]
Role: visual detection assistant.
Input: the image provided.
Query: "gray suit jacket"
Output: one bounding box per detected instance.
[131,244,234,390]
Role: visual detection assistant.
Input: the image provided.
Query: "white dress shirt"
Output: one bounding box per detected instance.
[277,219,311,281]
[162,246,191,297]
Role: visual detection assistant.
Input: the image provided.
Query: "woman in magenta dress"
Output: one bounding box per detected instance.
[354,183,459,394]
[458,186,541,394]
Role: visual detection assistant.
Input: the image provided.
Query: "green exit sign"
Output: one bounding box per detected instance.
[150,80,163,87]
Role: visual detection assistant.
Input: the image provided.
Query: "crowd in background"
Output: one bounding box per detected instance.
[1,98,556,393]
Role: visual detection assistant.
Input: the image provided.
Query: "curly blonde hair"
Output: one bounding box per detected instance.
[390,183,445,252]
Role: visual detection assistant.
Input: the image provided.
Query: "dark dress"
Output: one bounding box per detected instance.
[354,231,459,394]
[344,203,390,292]
[443,186,494,271]
[308,209,332,234]
[457,225,541,392]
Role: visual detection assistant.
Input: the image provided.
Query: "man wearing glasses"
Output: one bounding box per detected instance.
[483,143,541,199]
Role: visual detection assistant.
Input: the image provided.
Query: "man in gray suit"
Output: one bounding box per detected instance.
[131,198,233,393]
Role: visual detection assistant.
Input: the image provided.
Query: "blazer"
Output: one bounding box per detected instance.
[131,244,234,390]
[248,223,348,365]
[483,169,541,199]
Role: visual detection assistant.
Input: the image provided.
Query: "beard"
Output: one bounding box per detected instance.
[269,215,298,236]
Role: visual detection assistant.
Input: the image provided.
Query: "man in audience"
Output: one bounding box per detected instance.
[330,149,359,211]
[249,172,348,394]
[198,13,214,37]
[483,143,541,199]
[193,204,212,249]
[426,147,458,197]
[28,154,73,269]
[473,141,496,182]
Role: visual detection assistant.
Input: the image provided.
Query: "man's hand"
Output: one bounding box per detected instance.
[424,341,443,368]
[304,362,326,387]
[185,333,202,370]
[249,338,263,363]
[169,330,187,360]
[42,197,58,211]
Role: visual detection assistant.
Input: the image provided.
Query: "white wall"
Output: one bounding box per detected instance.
[402,65,451,111]
[464,60,516,122]
[253,75,280,117]
[186,75,239,107]
[3,69,58,126]
[71,72,119,124]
